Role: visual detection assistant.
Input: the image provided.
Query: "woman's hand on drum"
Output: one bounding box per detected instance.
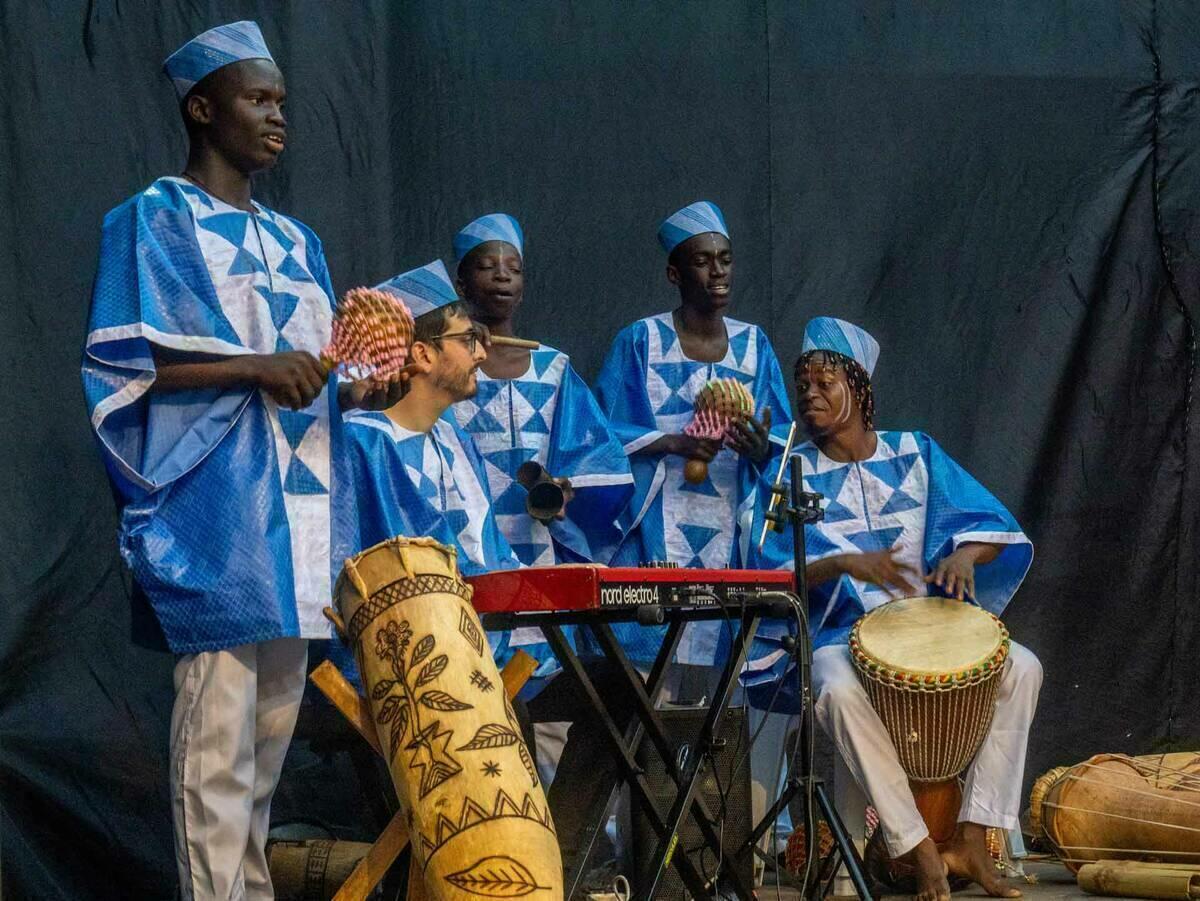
[841,548,921,597]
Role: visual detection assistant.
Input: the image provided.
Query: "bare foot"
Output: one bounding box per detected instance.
[902,837,951,901]
[941,823,1021,898]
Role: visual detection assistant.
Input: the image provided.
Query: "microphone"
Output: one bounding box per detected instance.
[758,421,799,550]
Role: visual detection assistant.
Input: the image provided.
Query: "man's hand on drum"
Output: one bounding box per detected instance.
[842,548,920,598]
[925,542,1001,601]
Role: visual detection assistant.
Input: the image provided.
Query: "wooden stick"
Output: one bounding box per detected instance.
[489,334,540,349]
[333,810,411,901]
[310,660,381,755]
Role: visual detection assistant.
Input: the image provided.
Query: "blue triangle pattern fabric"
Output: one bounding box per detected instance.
[493,480,531,516]
[274,333,293,353]
[532,350,558,379]
[514,380,556,413]
[256,215,296,253]
[804,528,842,559]
[197,212,249,248]
[511,543,551,566]
[284,455,327,495]
[275,252,314,285]
[229,246,269,277]
[655,391,695,417]
[278,410,317,450]
[650,362,694,395]
[679,523,720,556]
[654,318,678,355]
[845,526,904,554]
[864,453,920,491]
[714,364,753,386]
[679,472,722,497]
[176,182,215,210]
[260,287,301,333]
[443,509,471,540]
[881,431,906,453]
[879,488,923,516]
[728,325,752,367]
[805,467,855,524]
[463,405,506,434]
[521,411,551,435]
[795,445,822,472]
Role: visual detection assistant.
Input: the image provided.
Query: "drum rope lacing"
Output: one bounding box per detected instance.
[1041,757,1200,863]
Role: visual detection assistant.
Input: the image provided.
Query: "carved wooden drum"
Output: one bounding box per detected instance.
[849,596,1010,782]
[335,536,562,901]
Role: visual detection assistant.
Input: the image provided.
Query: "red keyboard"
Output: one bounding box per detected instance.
[467,566,794,614]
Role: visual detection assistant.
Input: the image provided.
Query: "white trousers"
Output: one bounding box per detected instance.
[170,638,309,901]
[813,641,1042,858]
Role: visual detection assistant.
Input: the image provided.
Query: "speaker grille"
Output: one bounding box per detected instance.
[632,707,753,899]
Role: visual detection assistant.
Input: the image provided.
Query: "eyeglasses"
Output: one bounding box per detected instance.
[431,329,481,354]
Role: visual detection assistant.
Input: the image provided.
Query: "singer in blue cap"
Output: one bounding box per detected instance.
[81,21,399,899]
[593,200,792,667]
[745,317,1039,900]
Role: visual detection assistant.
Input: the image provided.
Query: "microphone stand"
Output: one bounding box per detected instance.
[744,454,874,900]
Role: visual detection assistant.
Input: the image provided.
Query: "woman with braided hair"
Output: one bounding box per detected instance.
[743,317,1040,901]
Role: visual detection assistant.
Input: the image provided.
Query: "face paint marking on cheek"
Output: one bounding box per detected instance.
[830,381,851,426]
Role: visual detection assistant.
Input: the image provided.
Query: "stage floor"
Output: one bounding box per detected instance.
[757,858,1102,900]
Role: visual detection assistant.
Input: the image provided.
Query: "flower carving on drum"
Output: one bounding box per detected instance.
[370,618,475,798]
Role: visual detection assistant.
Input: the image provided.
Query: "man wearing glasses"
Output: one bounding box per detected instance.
[342,260,520,584]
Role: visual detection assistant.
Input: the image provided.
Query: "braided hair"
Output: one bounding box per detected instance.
[794,349,875,430]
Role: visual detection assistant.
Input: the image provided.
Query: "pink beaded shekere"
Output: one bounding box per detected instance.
[320,287,415,381]
[682,378,755,483]
[683,378,754,443]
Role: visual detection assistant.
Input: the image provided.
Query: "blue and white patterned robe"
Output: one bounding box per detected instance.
[594,313,793,663]
[82,177,347,654]
[741,430,1033,706]
[450,346,633,566]
[343,411,565,681]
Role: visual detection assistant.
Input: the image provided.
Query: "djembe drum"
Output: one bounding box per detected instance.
[334,536,563,901]
[850,596,1010,844]
[1033,752,1200,872]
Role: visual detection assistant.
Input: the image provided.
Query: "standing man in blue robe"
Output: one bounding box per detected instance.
[745,317,1039,901]
[594,200,792,665]
[81,22,401,901]
[449,214,632,568]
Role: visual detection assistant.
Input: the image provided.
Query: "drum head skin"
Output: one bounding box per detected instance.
[855,597,1003,676]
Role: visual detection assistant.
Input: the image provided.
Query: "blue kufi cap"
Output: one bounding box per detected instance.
[453,213,524,263]
[657,200,730,254]
[376,260,460,320]
[163,21,275,100]
[801,317,881,378]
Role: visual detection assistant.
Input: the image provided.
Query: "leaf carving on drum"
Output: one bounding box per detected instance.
[444,856,548,897]
[420,690,473,711]
[416,655,449,687]
[457,723,521,751]
[411,634,435,667]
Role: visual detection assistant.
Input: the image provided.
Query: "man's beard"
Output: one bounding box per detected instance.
[434,367,477,401]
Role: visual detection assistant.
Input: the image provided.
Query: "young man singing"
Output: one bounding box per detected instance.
[81,22,399,900]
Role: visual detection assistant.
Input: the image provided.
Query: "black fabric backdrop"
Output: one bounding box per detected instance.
[2,2,1199,897]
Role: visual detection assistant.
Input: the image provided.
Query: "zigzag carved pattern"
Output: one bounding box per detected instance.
[348,575,471,643]
[419,789,556,864]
